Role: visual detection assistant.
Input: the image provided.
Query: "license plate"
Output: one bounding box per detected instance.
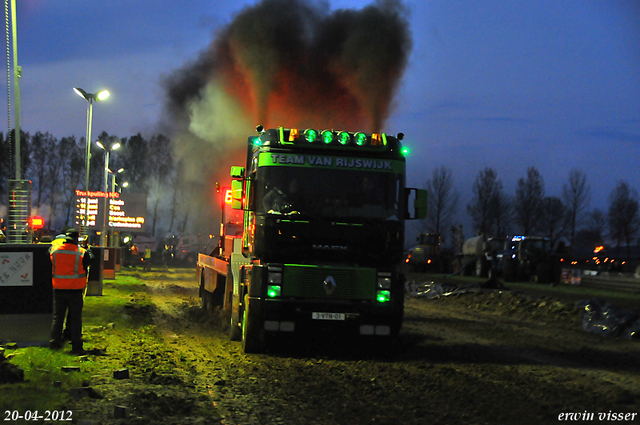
[312,312,346,321]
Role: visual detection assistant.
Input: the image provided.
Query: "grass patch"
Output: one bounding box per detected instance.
[0,347,96,414]
[505,281,640,304]
[83,275,151,328]
[420,273,640,307]
[0,272,156,416]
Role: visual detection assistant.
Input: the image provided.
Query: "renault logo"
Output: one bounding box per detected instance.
[323,276,337,295]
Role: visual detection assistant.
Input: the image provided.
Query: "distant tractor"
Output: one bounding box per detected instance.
[502,236,556,283]
[406,233,442,272]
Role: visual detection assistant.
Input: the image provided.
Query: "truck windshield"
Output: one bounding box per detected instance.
[256,166,402,220]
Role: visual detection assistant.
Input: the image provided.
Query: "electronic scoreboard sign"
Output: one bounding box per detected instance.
[75,190,147,232]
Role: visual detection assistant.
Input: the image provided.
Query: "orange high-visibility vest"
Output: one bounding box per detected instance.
[50,243,88,289]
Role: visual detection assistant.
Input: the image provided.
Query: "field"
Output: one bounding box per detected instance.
[1,268,639,424]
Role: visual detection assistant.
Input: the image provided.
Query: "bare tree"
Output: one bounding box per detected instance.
[586,208,607,238]
[607,181,640,260]
[146,134,174,236]
[60,137,85,227]
[562,169,590,253]
[467,167,504,236]
[493,190,512,238]
[44,138,65,231]
[120,133,150,192]
[540,196,567,249]
[513,167,545,235]
[423,166,458,237]
[30,132,57,209]
[574,208,607,256]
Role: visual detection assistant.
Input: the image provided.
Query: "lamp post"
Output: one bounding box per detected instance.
[73,87,110,236]
[109,167,125,192]
[96,141,120,246]
[108,168,124,246]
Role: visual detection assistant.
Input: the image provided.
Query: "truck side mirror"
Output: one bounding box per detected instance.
[230,166,245,179]
[404,188,427,220]
[231,180,243,210]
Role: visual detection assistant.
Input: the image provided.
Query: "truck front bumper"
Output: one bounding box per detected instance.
[255,297,403,336]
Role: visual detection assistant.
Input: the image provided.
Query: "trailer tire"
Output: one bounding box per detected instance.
[200,279,210,311]
[229,291,241,341]
[503,258,518,282]
[536,262,551,284]
[475,259,483,277]
[229,314,242,341]
[241,294,265,353]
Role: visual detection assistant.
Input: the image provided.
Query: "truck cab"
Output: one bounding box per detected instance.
[198,126,427,353]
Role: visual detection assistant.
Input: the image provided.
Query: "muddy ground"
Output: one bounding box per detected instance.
[60,269,640,424]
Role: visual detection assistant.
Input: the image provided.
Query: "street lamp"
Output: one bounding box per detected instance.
[109,168,125,193]
[108,168,125,247]
[74,87,110,236]
[96,140,120,246]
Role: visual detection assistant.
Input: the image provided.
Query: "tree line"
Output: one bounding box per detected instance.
[422,166,640,260]
[0,130,202,237]
[2,130,639,258]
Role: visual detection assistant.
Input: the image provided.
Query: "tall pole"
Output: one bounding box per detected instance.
[82,99,93,236]
[100,149,109,246]
[10,0,20,179]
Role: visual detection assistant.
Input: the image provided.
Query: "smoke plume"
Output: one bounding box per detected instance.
[161,0,411,233]
[163,0,411,179]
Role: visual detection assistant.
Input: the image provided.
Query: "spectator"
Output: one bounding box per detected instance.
[49,228,95,354]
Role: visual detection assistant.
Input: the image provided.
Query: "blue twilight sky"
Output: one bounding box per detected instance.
[3,0,640,234]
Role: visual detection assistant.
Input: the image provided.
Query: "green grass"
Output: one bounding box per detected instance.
[504,280,640,308]
[1,348,96,412]
[83,277,148,327]
[420,273,640,308]
[0,272,151,416]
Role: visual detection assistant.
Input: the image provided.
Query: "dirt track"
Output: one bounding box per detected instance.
[68,269,640,424]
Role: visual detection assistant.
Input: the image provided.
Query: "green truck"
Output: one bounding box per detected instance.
[196,126,426,353]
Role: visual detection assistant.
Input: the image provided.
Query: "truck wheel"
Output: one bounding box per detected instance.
[503,259,518,282]
[536,262,551,283]
[241,294,265,353]
[229,293,241,341]
[229,314,242,341]
[200,280,210,311]
[475,260,483,277]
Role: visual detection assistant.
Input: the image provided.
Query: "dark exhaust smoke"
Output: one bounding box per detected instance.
[161,0,411,234]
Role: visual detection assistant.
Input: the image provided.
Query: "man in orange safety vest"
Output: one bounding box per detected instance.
[49,228,95,354]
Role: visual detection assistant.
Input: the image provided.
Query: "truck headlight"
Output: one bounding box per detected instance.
[267,285,282,298]
[376,290,390,303]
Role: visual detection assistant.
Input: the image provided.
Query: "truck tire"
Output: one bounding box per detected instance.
[229,291,241,341]
[200,279,210,311]
[229,314,242,341]
[536,262,551,284]
[241,294,265,353]
[503,258,518,282]
[475,259,483,277]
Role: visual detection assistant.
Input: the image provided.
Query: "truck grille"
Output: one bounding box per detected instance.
[281,265,376,299]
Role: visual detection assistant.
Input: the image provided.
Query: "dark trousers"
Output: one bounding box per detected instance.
[50,288,84,350]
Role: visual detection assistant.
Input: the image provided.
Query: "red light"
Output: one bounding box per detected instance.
[225,190,233,204]
[29,216,44,230]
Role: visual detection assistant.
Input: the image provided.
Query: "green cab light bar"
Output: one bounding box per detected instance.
[251,127,408,153]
